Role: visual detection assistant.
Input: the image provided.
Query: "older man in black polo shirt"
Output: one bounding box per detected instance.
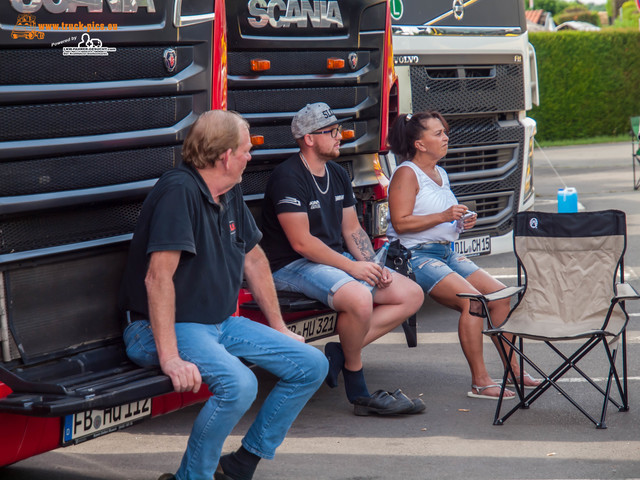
[119,110,328,480]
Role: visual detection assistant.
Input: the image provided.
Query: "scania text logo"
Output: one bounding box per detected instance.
[453,0,464,21]
[11,0,156,13]
[248,0,344,29]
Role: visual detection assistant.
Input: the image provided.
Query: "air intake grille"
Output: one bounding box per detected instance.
[0,200,143,254]
[447,117,522,146]
[230,87,367,114]
[1,97,192,141]
[438,117,524,235]
[0,147,177,196]
[457,193,514,238]
[441,146,515,175]
[474,194,511,218]
[410,64,524,114]
[0,47,190,85]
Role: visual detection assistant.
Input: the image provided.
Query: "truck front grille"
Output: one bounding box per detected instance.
[441,146,514,175]
[0,46,190,85]
[230,87,368,115]
[0,19,212,258]
[0,200,144,255]
[0,147,177,196]
[1,97,191,142]
[410,64,525,114]
[433,117,523,237]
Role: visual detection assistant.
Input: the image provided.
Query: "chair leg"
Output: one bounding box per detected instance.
[598,345,617,429]
[621,329,629,411]
[489,334,626,428]
[401,314,417,348]
[492,334,531,425]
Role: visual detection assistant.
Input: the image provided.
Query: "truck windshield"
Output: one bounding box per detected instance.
[391,0,526,34]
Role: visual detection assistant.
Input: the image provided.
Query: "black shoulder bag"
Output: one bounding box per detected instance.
[384,240,418,347]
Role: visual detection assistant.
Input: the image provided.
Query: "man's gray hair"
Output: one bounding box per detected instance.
[182,110,249,169]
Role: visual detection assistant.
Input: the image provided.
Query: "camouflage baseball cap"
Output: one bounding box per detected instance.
[291,102,344,139]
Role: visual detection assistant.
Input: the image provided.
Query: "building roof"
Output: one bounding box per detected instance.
[525,9,544,25]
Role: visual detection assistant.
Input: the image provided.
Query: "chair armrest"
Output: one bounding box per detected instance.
[457,286,524,302]
[457,286,524,326]
[614,282,640,301]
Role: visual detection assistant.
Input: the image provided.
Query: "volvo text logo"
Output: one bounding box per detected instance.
[248,0,344,29]
[453,0,464,21]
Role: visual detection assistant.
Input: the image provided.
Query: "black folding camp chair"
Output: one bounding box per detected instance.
[459,210,639,428]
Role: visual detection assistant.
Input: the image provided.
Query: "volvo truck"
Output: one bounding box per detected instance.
[390,0,539,256]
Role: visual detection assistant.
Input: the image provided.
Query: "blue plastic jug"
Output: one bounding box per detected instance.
[557,187,578,213]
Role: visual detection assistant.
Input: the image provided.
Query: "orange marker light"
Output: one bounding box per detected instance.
[251,59,271,72]
[327,57,345,70]
[341,129,355,140]
[250,135,264,146]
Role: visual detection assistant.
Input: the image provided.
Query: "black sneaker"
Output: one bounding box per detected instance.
[352,389,414,416]
[388,388,426,414]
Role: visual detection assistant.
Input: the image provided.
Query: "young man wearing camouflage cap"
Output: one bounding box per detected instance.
[261,103,425,416]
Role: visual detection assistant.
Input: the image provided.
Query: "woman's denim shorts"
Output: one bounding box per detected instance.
[409,242,479,294]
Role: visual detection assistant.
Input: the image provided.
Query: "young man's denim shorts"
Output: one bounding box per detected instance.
[409,242,479,294]
[273,252,366,309]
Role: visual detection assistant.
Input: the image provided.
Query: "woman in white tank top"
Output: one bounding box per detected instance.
[386,111,540,399]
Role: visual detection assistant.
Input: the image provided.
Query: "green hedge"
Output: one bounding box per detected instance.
[529,30,640,141]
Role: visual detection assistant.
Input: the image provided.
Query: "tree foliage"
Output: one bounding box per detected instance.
[607,0,627,19]
[531,0,586,15]
[612,1,640,27]
[529,30,640,141]
[554,5,602,25]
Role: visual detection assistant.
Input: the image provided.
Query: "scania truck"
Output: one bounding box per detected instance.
[390,0,539,256]
[0,0,397,467]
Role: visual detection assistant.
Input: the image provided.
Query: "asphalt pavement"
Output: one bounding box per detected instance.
[3,142,640,480]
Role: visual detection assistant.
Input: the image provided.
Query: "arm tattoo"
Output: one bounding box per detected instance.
[351,229,375,261]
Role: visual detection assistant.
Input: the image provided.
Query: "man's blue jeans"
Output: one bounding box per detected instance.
[123,316,328,480]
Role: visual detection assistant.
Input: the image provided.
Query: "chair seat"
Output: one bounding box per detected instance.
[486,310,627,342]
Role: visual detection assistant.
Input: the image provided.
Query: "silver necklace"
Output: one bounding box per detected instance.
[300,152,330,195]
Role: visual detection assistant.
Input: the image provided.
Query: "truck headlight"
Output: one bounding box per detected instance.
[373,201,389,236]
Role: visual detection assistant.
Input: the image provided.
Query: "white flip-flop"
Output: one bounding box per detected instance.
[505,372,541,390]
[467,384,515,400]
